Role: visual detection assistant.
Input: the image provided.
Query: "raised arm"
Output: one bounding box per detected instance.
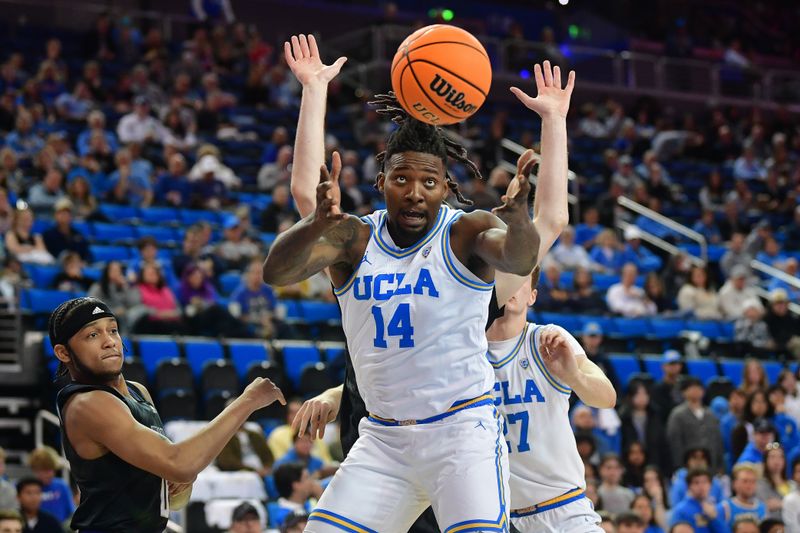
[538,325,616,408]
[64,378,284,484]
[495,61,575,305]
[285,34,347,218]
[262,152,367,286]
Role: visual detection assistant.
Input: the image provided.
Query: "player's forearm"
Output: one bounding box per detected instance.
[499,218,541,275]
[262,216,328,285]
[291,83,328,218]
[566,363,616,409]
[533,114,569,260]
[323,384,344,407]
[170,397,258,482]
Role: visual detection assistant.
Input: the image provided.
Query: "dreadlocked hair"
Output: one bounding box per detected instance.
[370,91,482,206]
[48,298,89,379]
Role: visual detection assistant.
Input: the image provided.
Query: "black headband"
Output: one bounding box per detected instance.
[51,299,117,348]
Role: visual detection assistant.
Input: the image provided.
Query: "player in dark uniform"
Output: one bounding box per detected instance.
[50,296,285,532]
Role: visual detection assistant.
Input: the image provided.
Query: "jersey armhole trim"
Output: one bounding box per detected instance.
[333,216,375,297]
[441,213,494,292]
[530,325,571,395]
[486,323,528,369]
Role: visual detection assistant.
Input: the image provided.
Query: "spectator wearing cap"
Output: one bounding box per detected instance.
[667,377,725,473]
[260,184,297,233]
[718,463,766,530]
[16,477,62,533]
[737,419,778,466]
[651,350,684,423]
[607,263,657,317]
[270,462,321,528]
[106,148,153,208]
[27,169,66,216]
[546,225,598,272]
[189,156,229,210]
[188,146,240,190]
[671,447,726,507]
[41,199,90,261]
[116,95,165,145]
[590,229,625,274]
[227,502,262,533]
[621,226,662,273]
[581,322,617,386]
[734,299,775,355]
[719,266,763,320]
[280,509,309,533]
[765,289,800,358]
[669,468,728,533]
[155,153,191,207]
[216,216,261,271]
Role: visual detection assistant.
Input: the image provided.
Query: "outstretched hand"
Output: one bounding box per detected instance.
[538,326,580,386]
[510,60,576,119]
[315,151,346,225]
[285,34,347,87]
[492,149,535,224]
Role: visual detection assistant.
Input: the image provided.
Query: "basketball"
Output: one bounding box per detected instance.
[391,24,492,126]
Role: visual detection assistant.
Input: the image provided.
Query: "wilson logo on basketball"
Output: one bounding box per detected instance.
[429,74,477,113]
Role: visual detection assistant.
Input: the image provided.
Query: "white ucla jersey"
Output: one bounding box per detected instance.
[488,323,586,509]
[335,205,495,420]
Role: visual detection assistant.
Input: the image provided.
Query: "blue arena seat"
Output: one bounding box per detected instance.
[611,317,652,338]
[98,205,139,222]
[89,245,131,262]
[538,312,582,334]
[607,354,642,391]
[300,301,341,324]
[228,341,270,379]
[280,342,322,388]
[281,300,303,322]
[136,226,179,243]
[183,340,225,378]
[717,322,735,341]
[137,338,181,378]
[764,361,784,385]
[686,320,723,339]
[641,355,665,381]
[219,271,242,296]
[91,222,137,242]
[720,359,745,387]
[140,207,179,225]
[685,359,719,385]
[180,209,220,226]
[25,264,61,288]
[649,318,687,339]
[21,289,76,314]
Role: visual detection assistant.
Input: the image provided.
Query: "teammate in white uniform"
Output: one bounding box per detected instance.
[486,269,616,532]
[261,69,567,531]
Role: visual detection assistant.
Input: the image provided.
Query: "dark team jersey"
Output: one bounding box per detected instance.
[57,381,169,533]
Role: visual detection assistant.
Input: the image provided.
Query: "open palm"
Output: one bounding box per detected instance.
[284,34,347,86]
[510,60,575,119]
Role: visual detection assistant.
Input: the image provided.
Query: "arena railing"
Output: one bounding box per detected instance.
[615,219,705,268]
[617,196,709,263]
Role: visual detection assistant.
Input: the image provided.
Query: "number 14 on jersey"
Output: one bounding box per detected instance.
[371,304,415,348]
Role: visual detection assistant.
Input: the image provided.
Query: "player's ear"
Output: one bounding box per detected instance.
[528,288,537,307]
[376,172,386,193]
[53,344,71,365]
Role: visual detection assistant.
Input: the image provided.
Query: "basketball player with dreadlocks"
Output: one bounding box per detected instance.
[263,34,573,533]
[50,296,285,533]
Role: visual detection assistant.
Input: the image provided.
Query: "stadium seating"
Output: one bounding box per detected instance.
[684,359,719,385]
[154,358,194,394]
[607,354,642,391]
[183,339,225,378]
[228,341,271,380]
[278,342,322,389]
[138,337,181,378]
[200,359,239,396]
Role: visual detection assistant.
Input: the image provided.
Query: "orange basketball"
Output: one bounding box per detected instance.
[391,24,492,126]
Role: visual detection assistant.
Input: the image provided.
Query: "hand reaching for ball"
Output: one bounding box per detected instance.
[511,60,576,119]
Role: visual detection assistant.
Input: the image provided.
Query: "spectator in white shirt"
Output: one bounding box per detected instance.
[116,95,165,145]
[547,225,598,272]
[719,265,763,320]
[607,263,657,317]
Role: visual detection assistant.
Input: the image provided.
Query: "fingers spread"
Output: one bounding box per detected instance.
[533,63,545,92]
[553,65,562,88]
[308,34,320,57]
[284,41,294,64]
[299,34,311,58]
[543,60,554,86]
[510,86,531,105]
[565,70,576,96]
